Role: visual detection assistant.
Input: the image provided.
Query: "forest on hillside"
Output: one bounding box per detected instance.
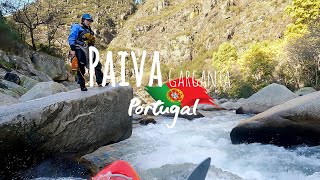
[0,0,319,98]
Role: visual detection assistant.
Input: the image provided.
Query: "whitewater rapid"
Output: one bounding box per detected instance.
[92,111,320,180]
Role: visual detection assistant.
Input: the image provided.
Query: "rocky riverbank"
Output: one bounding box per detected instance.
[0,85,133,178]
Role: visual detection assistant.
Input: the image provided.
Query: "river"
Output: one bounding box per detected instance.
[31,111,320,180]
[81,111,320,180]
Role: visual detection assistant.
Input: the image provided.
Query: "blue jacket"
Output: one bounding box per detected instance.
[68,23,82,51]
[68,23,94,51]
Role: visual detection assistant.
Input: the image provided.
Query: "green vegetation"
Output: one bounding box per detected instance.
[209,0,320,98]
[0,14,20,51]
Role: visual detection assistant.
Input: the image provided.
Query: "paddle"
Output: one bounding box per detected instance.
[186,157,211,180]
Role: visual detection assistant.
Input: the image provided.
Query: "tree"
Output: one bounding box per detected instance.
[285,21,320,88]
[239,42,277,90]
[2,0,57,50]
[212,42,238,73]
[285,0,320,36]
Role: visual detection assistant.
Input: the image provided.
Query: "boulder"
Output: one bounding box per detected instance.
[221,101,242,110]
[0,85,133,173]
[240,83,298,114]
[19,75,39,90]
[132,114,145,121]
[202,104,225,111]
[230,91,320,146]
[237,98,246,103]
[235,107,244,114]
[6,55,52,82]
[202,104,216,111]
[27,63,53,82]
[7,55,31,70]
[31,52,68,81]
[295,87,316,96]
[20,81,68,101]
[196,104,206,110]
[4,72,20,84]
[139,118,157,125]
[219,98,229,103]
[0,79,28,96]
[0,93,21,106]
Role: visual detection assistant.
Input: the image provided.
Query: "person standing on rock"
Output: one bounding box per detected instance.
[68,13,104,91]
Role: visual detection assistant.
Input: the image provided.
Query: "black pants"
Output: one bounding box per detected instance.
[75,48,103,86]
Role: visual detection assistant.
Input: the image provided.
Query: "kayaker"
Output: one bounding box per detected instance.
[68,13,104,91]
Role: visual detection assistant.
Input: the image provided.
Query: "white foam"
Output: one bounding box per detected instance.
[107,111,320,180]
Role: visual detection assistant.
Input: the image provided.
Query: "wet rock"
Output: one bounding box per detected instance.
[132,114,144,121]
[139,118,157,125]
[235,107,244,114]
[231,91,320,146]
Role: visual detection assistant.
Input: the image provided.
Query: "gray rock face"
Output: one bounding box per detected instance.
[0,85,133,156]
[230,91,320,146]
[240,83,298,114]
[20,81,68,101]
[31,52,68,81]
[295,87,317,96]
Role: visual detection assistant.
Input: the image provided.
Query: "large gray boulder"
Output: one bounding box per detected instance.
[20,81,68,101]
[31,52,68,81]
[0,85,133,156]
[240,83,298,114]
[230,91,320,146]
[295,87,317,96]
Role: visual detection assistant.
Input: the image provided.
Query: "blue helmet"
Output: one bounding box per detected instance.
[82,13,93,22]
